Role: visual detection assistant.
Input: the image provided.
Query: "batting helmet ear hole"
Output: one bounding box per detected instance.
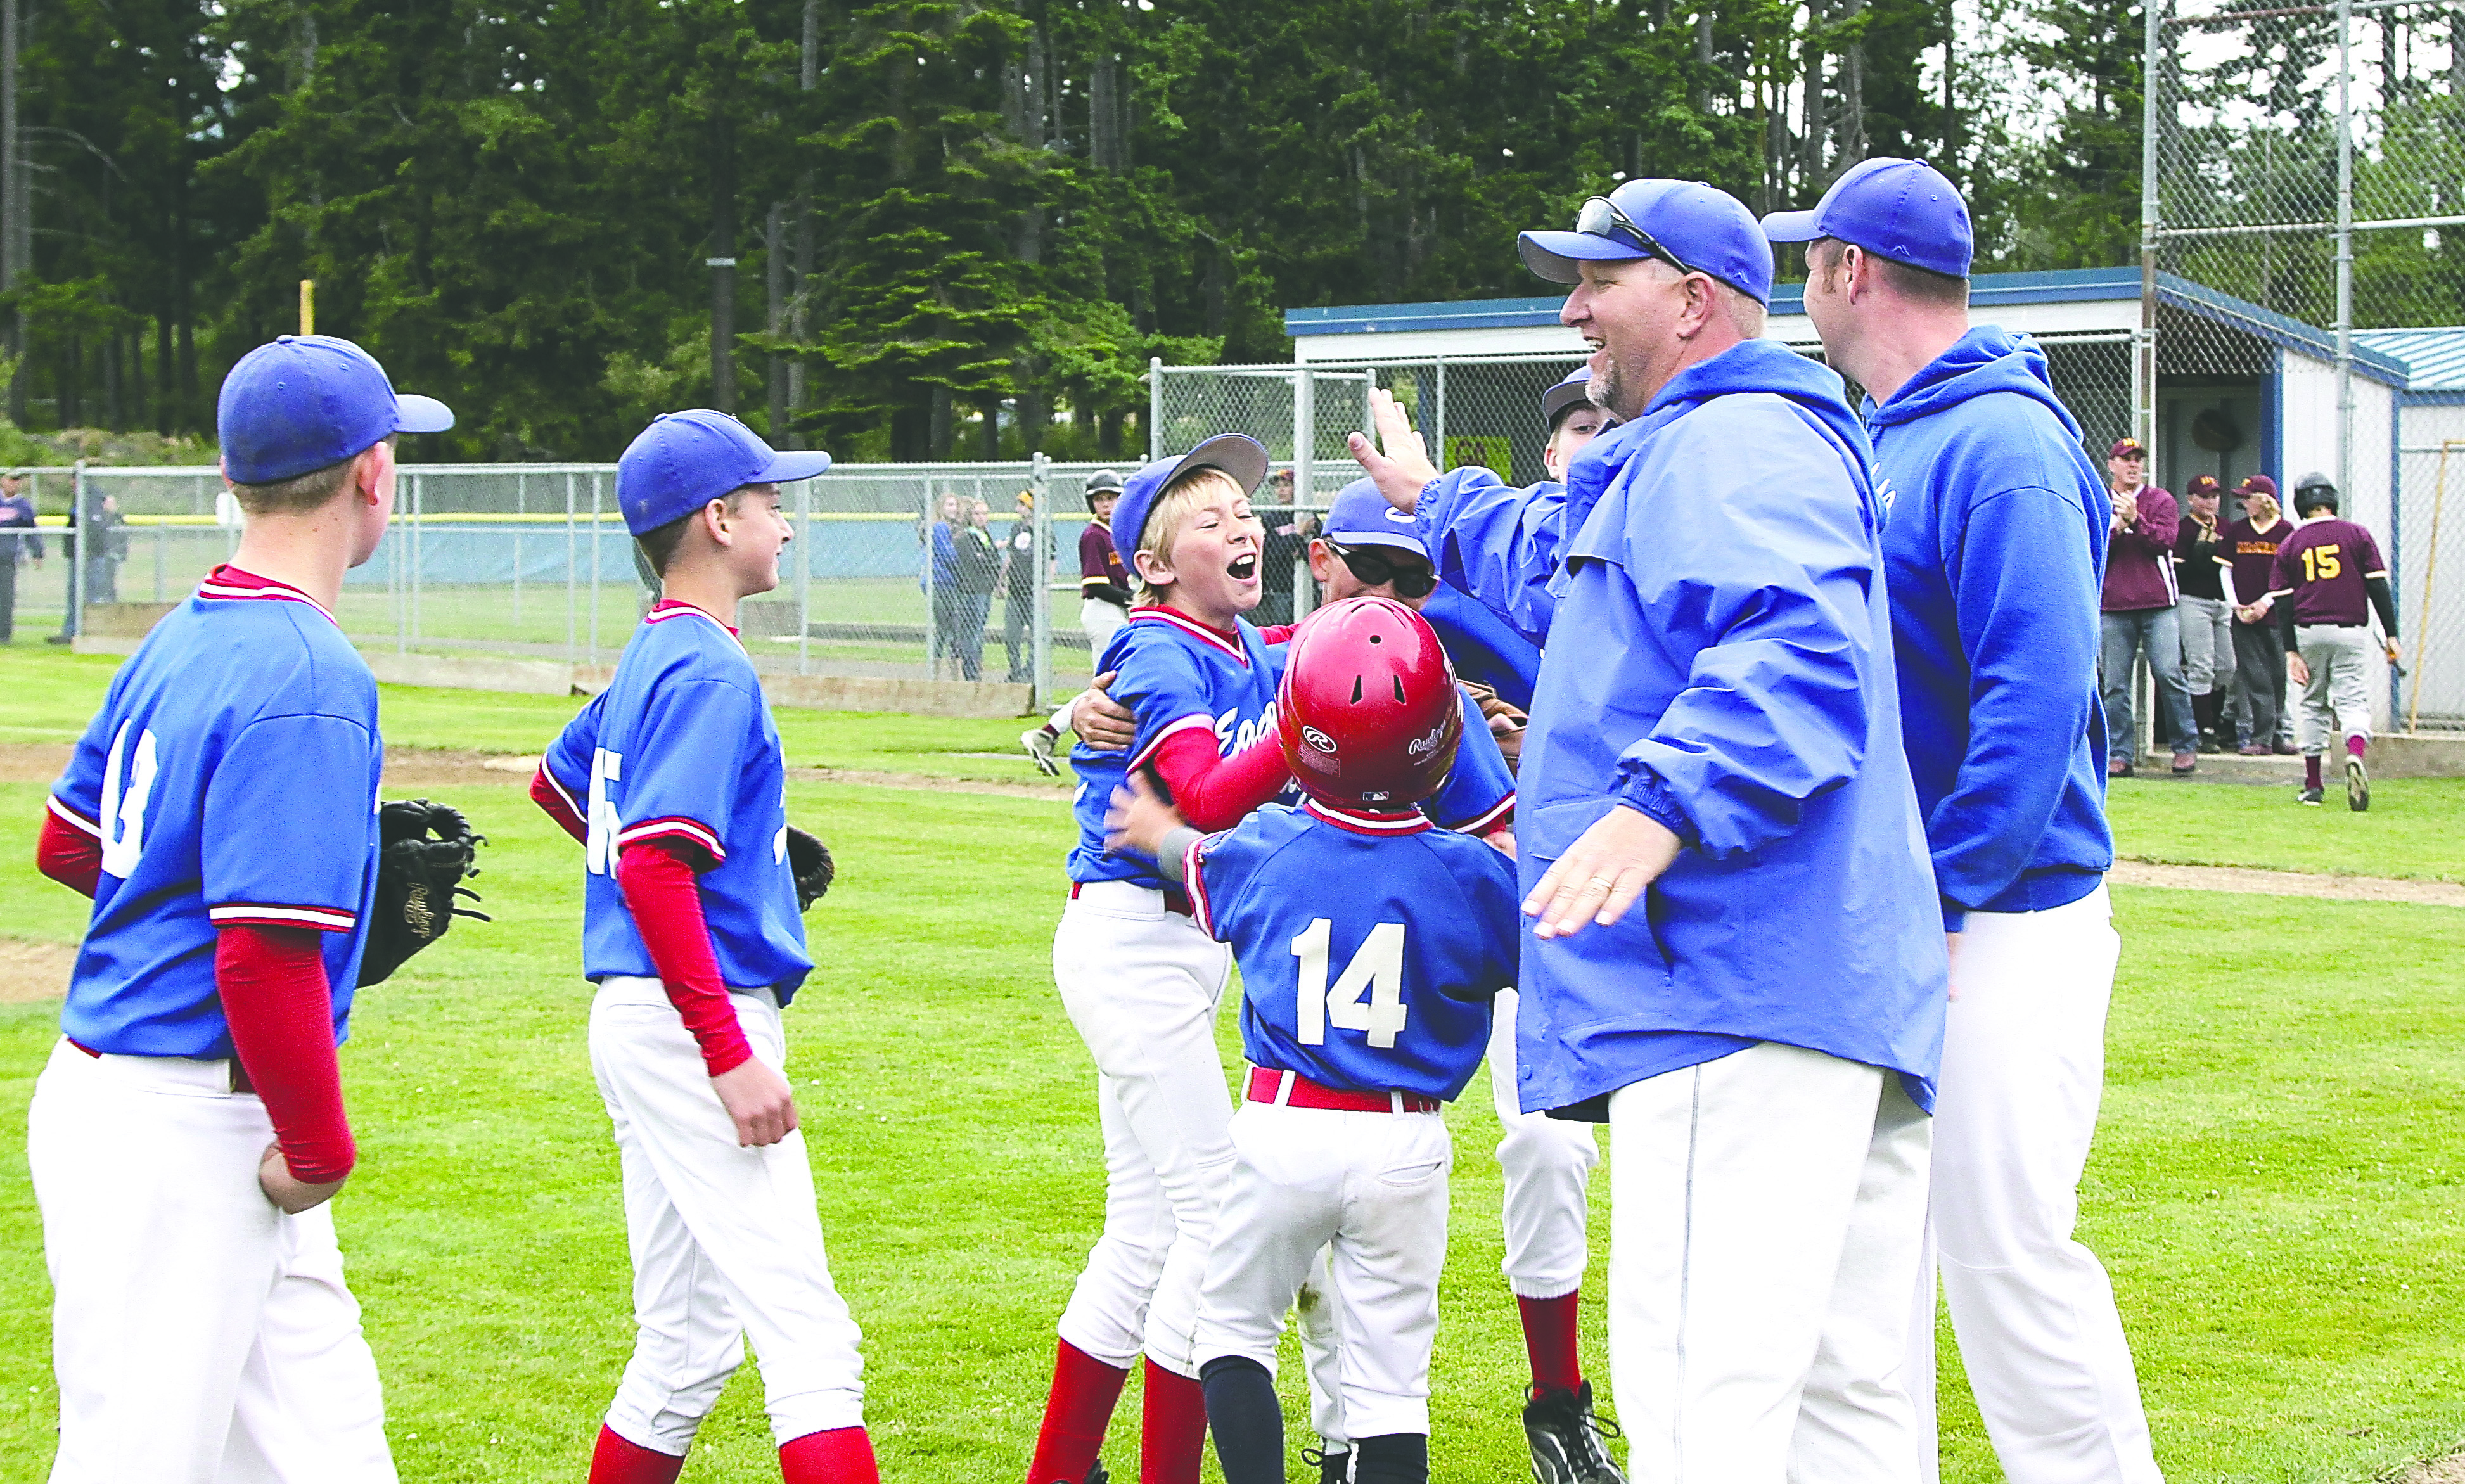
[1393,674,1406,703]
[1350,675,1363,703]
[1368,633,1382,643]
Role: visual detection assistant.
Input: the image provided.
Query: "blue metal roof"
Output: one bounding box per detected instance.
[1283,266,2414,387]
[2357,327,2465,392]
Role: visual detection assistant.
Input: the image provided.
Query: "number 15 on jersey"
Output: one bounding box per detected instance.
[1291,918,1410,1049]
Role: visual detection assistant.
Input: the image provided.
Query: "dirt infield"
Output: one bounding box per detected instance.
[2106,859,2465,907]
[0,938,76,1004]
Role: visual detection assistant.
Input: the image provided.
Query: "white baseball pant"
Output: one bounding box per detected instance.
[2293,624,2376,752]
[1490,987,1599,1299]
[1081,599,1129,656]
[28,1039,395,1484]
[1608,1041,1932,1484]
[1194,1098,1455,1440]
[590,977,866,1454]
[1910,887,2161,1484]
[1050,881,1236,1379]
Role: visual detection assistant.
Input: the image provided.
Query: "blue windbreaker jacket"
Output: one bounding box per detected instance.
[1864,326,2114,931]
[1421,582,1545,711]
[1417,338,1947,1116]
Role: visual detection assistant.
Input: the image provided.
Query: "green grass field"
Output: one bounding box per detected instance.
[2,647,2463,1481]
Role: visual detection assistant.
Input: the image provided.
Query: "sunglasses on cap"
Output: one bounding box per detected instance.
[1324,539,1438,599]
[1574,196,1699,278]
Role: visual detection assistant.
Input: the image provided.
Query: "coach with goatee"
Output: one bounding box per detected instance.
[1350,177,1945,1484]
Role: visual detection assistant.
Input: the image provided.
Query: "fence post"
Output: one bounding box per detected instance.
[1293,366,1315,514]
[589,471,603,672]
[410,471,424,650]
[2331,0,2354,498]
[1032,451,1052,710]
[2135,0,2161,456]
[797,471,812,677]
[1433,357,1447,470]
[513,470,525,625]
[565,473,578,665]
[64,459,84,639]
[1148,357,1164,461]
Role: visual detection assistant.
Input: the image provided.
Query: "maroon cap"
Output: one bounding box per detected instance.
[2235,473,2279,499]
[2110,438,2146,460]
[2186,475,2222,497]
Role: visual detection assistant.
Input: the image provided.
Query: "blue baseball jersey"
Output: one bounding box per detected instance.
[544,602,813,1001]
[1068,608,1283,888]
[1190,800,1517,1101]
[48,566,382,1058]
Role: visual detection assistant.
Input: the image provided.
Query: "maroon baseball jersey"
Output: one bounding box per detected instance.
[2268,518,2387,626]
[1079,518,1128,596]
[2218,516,2288,607]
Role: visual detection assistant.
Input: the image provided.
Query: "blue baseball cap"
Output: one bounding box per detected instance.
[1321,478,1428,559]
[1111,433,1271,573]
[1518,179,1776,305]
[217,335,455,485]
[1760,157,1973,279]
[617,410,833,535]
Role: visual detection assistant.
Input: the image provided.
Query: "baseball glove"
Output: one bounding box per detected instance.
[786,826,835,912]
[359,800,490,987]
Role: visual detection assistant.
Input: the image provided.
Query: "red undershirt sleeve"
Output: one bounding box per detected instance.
[1149,727,1293,833]
[217,924,355,1186]
[615,837,755,1078]
[530,762,589,844]
[37,807,101,898]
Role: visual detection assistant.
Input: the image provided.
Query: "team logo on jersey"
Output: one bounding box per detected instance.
[1217,701,1280,757]
[1383,506,1416,525]
[1302,724,1338,753]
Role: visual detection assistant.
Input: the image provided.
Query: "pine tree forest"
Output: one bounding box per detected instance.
[5,0,2158,463]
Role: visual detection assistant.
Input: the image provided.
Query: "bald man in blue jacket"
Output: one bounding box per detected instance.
[1354,179,1946,1484]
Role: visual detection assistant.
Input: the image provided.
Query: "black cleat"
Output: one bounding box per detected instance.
[2298,785,2324,807]
[2347,755,2371,812]
[1523,1381,1626,1483]
[1304,1445,1350,1482]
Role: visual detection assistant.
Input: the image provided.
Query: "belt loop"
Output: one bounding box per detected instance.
[1390,1089,1404,1115]
[1276,1070,1295,1107]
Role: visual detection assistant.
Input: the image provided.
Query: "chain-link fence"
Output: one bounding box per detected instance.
[6,459,1163,712]
[2149,0,2465,729]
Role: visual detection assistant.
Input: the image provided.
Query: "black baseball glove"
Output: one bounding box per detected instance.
[359,800,490,987]
[787,826,835,912]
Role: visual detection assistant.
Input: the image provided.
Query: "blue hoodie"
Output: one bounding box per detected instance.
[1421,577,1544,711]
[1864,326,2114,931]
[1417,338,1947,1116]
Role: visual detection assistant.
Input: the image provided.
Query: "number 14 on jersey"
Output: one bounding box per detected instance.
[1290,918,1410,1049]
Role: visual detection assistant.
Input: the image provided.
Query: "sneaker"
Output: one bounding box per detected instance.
[2346,755,2370,812]
[2238,743,2271,757]
[1020,726,1060,777]
[1523,1381,1627,1484]
[2298,786,2324,807]
[1303,1447,1350,1483]
[2171,750,2197,776]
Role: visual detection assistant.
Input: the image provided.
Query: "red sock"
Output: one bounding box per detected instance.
[590,1426,686,1484]
[2305,753,2325,788]
[780,1426,879,1483]
[1028,1339,1131,1484]
[2348,734,2369,760]
[1138,1357,1207,1484]
[1517,1291,1585,1395]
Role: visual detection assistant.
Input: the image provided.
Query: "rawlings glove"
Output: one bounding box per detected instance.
[360,800,489,987]
[787,826,835,912]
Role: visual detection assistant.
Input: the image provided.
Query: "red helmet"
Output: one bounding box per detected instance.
[1278,596,1463,809]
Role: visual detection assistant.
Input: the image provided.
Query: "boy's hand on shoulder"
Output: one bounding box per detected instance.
[712,1059,799,1147]
[1105,770,1188,857]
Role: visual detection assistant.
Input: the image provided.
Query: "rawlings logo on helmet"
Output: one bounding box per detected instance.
[1405,725,1445,757]
[1303,725,1338,753]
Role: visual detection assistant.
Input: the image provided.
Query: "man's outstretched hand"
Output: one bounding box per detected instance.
[1522,803,1682,941]
[1347,388,1441,514]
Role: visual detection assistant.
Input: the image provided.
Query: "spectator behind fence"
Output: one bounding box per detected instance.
[925,492,964,676]
[2098,438,2194,777]
[0,471,40,643]
[1001,489,1046,684]
[2172,474,2231,752]
[49,492,127,645]
[2218,475,2296,755]
[949,497,1001,682]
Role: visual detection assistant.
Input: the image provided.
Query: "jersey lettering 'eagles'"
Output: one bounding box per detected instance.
[544,601,813,999]
[1189,799,1520,1101]
[49,566,383,1057]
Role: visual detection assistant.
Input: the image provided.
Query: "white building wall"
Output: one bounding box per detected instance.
[2396,400,2465,730]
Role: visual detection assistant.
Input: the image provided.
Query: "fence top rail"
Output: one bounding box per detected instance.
[5,458,1160,481]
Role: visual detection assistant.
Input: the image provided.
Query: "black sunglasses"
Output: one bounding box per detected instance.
[1324,539,1438,599]
[1573,196,1698,278]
